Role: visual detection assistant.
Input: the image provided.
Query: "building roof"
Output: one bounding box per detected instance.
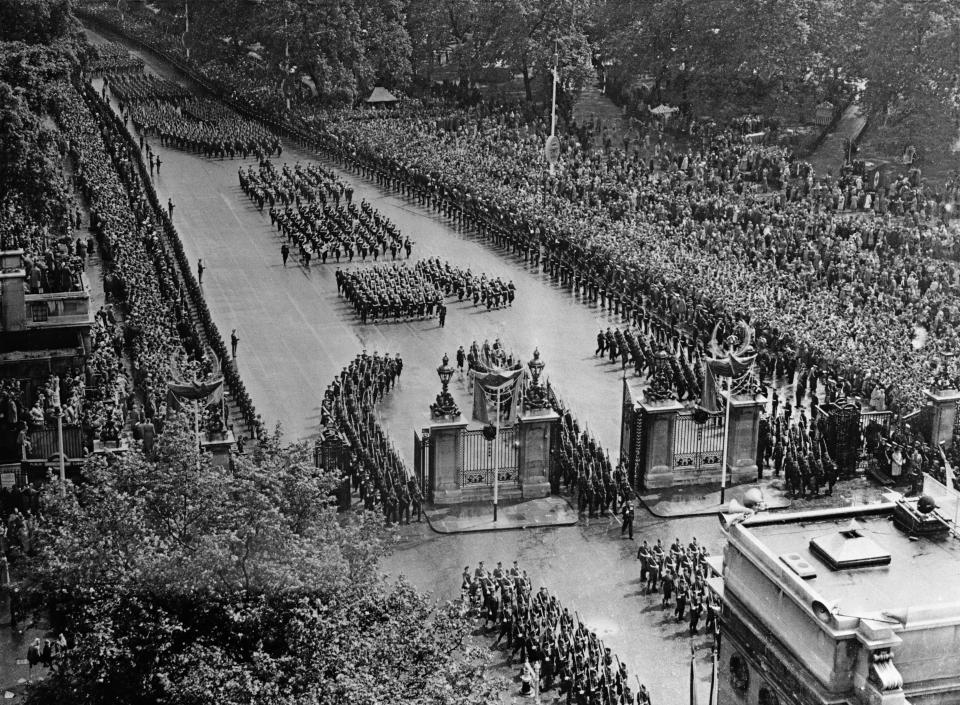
[730,502,960,626]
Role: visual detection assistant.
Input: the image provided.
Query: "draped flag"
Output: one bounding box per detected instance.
[472,368,524,424]
[166,347,224,412]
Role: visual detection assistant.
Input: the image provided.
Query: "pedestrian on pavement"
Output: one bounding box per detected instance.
[197,258,204,285]
[231,329,239,358]
[438,303,447,327]
[155,155,162,174]
[167,198,175,218]
[27,638,41,679]
[620,501,634,539]
[281,243,290,266]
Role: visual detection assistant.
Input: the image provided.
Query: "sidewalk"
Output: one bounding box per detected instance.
[638,470,886,518]
[424,496,578,534]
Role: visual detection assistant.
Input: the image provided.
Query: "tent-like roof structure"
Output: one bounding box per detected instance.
[365,86,398,104]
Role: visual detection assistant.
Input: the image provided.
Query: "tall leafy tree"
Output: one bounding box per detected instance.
[25,420,498,705]
[855,0,960,157]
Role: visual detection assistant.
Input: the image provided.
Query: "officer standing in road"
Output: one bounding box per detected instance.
[620,501,634,539]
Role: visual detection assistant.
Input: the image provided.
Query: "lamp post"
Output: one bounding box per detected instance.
[432,353,460,419]
[528,348,545,388]
[437,353,454,399]
[524,348,550,411]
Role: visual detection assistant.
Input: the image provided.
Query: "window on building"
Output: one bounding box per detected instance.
[730,653,749,693]
[759,685,780,705]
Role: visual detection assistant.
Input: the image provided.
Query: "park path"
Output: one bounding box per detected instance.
[572,83,628,149]
[808,102,867,177]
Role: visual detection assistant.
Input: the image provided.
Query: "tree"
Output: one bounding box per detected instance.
[0,0,77,45]
[492,0,593,101]
[854,0,960,158]
[594,0,849,116]
[24,419,498,705]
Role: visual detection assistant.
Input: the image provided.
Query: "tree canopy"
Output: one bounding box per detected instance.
[24,420,498,705]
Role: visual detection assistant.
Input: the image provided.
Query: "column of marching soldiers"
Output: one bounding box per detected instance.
[463,561,652,705]
[107,73,281,158]
[336,259,517,324]
[462,542,720,704]
[551,386,632,519]
[321,351,423,524]
[240,160,410,267]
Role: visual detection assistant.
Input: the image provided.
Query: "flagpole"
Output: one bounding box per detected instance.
[720,380,731,505]
[494,384,500,522]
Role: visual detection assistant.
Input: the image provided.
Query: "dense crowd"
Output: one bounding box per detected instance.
[59,82,192,423]
[323,352,421,523]
[464,562,651,704]
[240,160,409,266]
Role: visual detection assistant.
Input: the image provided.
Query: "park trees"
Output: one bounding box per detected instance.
[406,0,593,101]
[254,0,411,104]
[592,0,851,116]
[24,419,497,705]
[0,0,85,245]
[854,0,960,159]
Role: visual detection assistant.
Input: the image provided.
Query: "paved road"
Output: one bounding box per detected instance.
[384,511,722,704]
[84,28,726,705]
[86,30,637,457]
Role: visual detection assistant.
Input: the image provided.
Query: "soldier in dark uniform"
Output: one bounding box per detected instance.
[620,501,634,539]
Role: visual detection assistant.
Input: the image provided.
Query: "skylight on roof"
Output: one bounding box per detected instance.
[809,522,891,570]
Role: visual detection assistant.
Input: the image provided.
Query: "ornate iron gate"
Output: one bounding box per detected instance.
[673,411,724,472]
[460,426,519,487]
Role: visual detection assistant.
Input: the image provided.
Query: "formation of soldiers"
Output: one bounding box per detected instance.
[107,74,190,104]
[546,387,632,518]
[595,325,704,401]
[128,96,279,159]
[464,562,651,705]
[336,259,517,324]
[87,41,144,76]
[240,161,409,266]
[636,538,720,639]
[104,70,279,159]
[323,351,422,524]
[760,407,840,498]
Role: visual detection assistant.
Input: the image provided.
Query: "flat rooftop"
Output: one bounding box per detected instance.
[741,506,960,616]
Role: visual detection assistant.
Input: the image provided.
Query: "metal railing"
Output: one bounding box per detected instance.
[459,426,518,487]
[673,410,724,472]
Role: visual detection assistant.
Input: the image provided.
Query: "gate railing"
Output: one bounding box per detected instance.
[673,411,724,472]
[460,426,519,487]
